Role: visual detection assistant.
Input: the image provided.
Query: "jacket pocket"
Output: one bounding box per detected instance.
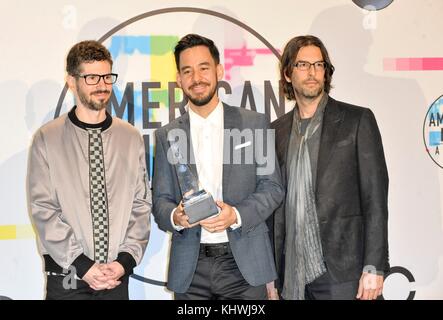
[337,138,353,147]
[247,223,269,237]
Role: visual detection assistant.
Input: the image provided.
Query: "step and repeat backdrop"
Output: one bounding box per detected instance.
[1,0,442,299]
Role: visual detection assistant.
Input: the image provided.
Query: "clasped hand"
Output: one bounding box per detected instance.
[82,261,125,291]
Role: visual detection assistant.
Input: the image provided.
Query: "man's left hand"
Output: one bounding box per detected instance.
[97,261,125,290]
[356,272,384,300]
[199,200,237,233]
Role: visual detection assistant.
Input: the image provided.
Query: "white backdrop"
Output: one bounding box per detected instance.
[0,0,442,300]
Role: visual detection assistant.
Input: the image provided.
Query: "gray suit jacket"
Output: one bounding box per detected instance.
[153,103,284,293]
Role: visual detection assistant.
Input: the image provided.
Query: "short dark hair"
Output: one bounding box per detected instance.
[66,40,113,76]
[174,34,220,70]
[280,35,335,100]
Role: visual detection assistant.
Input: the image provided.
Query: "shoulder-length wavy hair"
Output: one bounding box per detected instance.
[280,35,335,100]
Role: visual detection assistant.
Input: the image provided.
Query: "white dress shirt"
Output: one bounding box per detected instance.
[170,101,241,243]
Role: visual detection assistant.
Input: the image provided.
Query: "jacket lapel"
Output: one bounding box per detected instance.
[276,110,294,185]
[222,104,242,199]
[176,112,199,180]
[271,109,294,185]
[316,97,344,193]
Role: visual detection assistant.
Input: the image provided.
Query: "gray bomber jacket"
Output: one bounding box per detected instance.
[27,108,151,278]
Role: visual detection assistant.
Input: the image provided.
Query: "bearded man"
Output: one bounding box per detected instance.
[27,40,151,300]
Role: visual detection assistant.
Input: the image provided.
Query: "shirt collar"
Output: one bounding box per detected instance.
[187,101,223,128]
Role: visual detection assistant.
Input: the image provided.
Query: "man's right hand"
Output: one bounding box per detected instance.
[266,281,280,300]
[173,201,199,228]
[82,263,111,291]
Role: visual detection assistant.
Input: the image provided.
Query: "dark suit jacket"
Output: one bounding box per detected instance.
[270,97,389,290]
[152,103,284,293]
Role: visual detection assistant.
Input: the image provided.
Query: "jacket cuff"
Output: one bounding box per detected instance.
[116,252,137,276]
[363,264,385,276]
[71,254,95,279]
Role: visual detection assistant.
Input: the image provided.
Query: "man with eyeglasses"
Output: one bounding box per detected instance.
[269,35,389,300]
[27,40,151,299]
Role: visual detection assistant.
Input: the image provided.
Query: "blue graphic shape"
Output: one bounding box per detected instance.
[429,131,441,146]
[429,97,443,116]
[109,36,151,60]
[149,143,154,181]
[111,87,144,122]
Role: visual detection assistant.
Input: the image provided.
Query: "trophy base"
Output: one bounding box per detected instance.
[183,191,219,224]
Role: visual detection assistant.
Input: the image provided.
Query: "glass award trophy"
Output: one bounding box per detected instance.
[170,142,219,224]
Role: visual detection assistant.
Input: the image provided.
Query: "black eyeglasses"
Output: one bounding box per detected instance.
[76,73,118,85]
[292,61,327,71]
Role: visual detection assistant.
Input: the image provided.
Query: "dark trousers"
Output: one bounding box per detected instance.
[45,274,129,300]
[175,244,267,300]
[304,271,359,300]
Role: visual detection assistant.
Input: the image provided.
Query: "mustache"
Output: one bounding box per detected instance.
[189,81,210,90]
[304,78,318,83]
[91,90,110,95]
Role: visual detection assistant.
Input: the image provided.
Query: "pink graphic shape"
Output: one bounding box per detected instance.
[384,58,443,71]
[224,46,279,80]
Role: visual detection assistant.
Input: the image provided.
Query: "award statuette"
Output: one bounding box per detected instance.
[170,143,219,224]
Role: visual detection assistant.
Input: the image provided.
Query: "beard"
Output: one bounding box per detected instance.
[295,79,324,100]
[185,81,218,107]
[76,84,110,111]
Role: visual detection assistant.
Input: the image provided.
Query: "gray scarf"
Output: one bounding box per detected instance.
[282,94,328,300]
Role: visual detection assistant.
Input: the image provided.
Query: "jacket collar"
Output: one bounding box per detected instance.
[68,106,112,131]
